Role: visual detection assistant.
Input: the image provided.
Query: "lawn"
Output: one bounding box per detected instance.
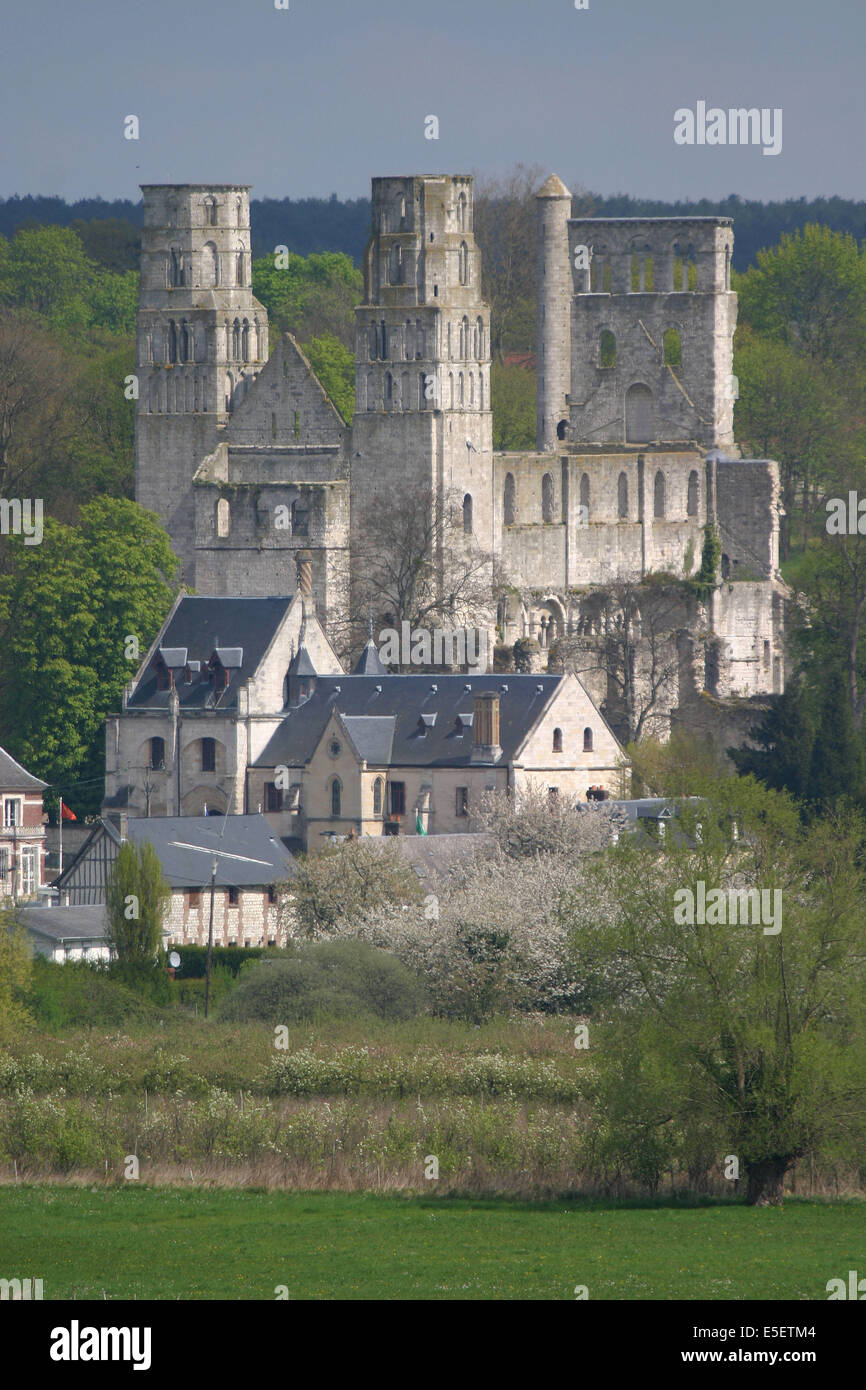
[0,1187,861,1300]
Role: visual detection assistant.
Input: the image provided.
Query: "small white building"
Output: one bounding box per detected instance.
[19,905,112,963]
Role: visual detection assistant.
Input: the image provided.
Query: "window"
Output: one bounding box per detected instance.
[463,493,473,534]
[19,846,37,897]
[458,241,469,286]
[168,320,177,363]
[618,471,629,518]
[201,738,216,772]
[3,799,20,828]
[542,473,555,523]
[626,383,653,442]
[217,497,230,537]
[267,886,277,905]
[580,473,590,521]
[504,473,516,527]
[291,499,309,537]
[188,889,201,908]
[373,778,384,817]
[556,418,567,441]
[599,329,616,369]
[654,470,666,519]
[664,328,682,367]
[390,782,406,817]
[150,737,166,771]
[331,779,342,818]
[236,250,245,286]
[552,728,563,753]
[687,469,699,517]
[583,727,593,752]
[228,887,239,906]
[456,786,469,817]
[265,782,283,812]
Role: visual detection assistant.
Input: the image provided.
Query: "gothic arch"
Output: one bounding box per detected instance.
[626,383,653,442]
[201,241,218,288]
[504,473,516,527]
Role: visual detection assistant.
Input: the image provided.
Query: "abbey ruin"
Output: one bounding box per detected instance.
[133,174,785,750]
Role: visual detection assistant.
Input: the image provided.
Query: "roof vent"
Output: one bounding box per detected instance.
[536,683,544,693]
[464,683,472,692]
[375,684,382,693]
[500,683,508,693]
[430,683,438,693]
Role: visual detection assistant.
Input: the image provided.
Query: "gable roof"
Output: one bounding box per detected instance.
[0,745,47,793]
[339,715,397,765]
[18,905,109,944]
[254,674,569,770]
[56,814,297,892]
[128,597,293,709]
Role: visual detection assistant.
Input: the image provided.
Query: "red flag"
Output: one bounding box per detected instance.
[61,802,77,821]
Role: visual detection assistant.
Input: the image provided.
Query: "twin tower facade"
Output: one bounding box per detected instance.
[134,173,784,714]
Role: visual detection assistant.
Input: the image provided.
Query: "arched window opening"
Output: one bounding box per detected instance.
[626,383,653,442]
[542,473,555,523]
[241,319,250,359]
[170,247,183,287]
[458,372,464,405]
[687,469,699,517]
[331,779,342,818]
[201,241,218,288]
[583,727,593,753]
[389,243,403,284]
[224,372,233,412]
[458,241,469,286]
[504,473,516,527]
[664,328,682,367]
[150,737,166,771]
[553,727,563,753]
[599,329,616,369]
[168,320,177,363]
[232,319,241,358]
[236,249,245,286]
[654,469,666,519]
[580,472,590,521]
[457,191,467,230]
[373,778,383,817]
[556,418,568,441]
[463,493,473,534]
[618,471,629,518]
[201,738,216,772]
[217,497,230,537]
[180,321,190,361]
[385,371,393,406]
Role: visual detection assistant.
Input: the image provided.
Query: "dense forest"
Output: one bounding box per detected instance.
[3,188,866,273]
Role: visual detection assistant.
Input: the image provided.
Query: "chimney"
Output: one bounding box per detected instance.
[471,691,502,763]
[296,550,313,600]
[106,810,129,839]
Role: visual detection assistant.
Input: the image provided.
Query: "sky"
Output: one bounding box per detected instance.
[1,0,863,204]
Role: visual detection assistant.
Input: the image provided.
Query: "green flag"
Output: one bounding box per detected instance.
[415,812,427,835]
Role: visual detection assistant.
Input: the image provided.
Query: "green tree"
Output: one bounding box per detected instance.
[491,362,536,450]
[0,500,178,811]
[0,908,34,1044]
[0,226,95,330]
[569,780,866,1204]
[729,679,816,805]
[304,332,354,423]
[105,839,171,963]
[252,251,361,351]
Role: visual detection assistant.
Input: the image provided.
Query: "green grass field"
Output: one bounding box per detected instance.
[1,1187,862,1300]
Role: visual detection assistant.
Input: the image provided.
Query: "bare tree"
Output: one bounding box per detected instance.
[554,581,685,745]
[0,311,72,501]
[344,480,507,669]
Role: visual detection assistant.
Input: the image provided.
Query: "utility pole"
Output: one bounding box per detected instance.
[204,857,217,1019]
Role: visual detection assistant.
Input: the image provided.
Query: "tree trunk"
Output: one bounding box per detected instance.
[745,1157,789,1206]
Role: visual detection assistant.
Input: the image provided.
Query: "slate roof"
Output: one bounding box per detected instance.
[288,643,318,677]
[0,745,46,792]
[123,815,297,888]
[19,905,108,943]
[352,640,387,676]
[341,715,396,764]
[253,674,563,769]
[55,814,297,893]
[128,597,292,709]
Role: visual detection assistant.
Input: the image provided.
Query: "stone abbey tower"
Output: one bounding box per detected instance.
[134,172,785,743]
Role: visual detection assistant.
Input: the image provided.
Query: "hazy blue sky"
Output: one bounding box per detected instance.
[2,0,863,202]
